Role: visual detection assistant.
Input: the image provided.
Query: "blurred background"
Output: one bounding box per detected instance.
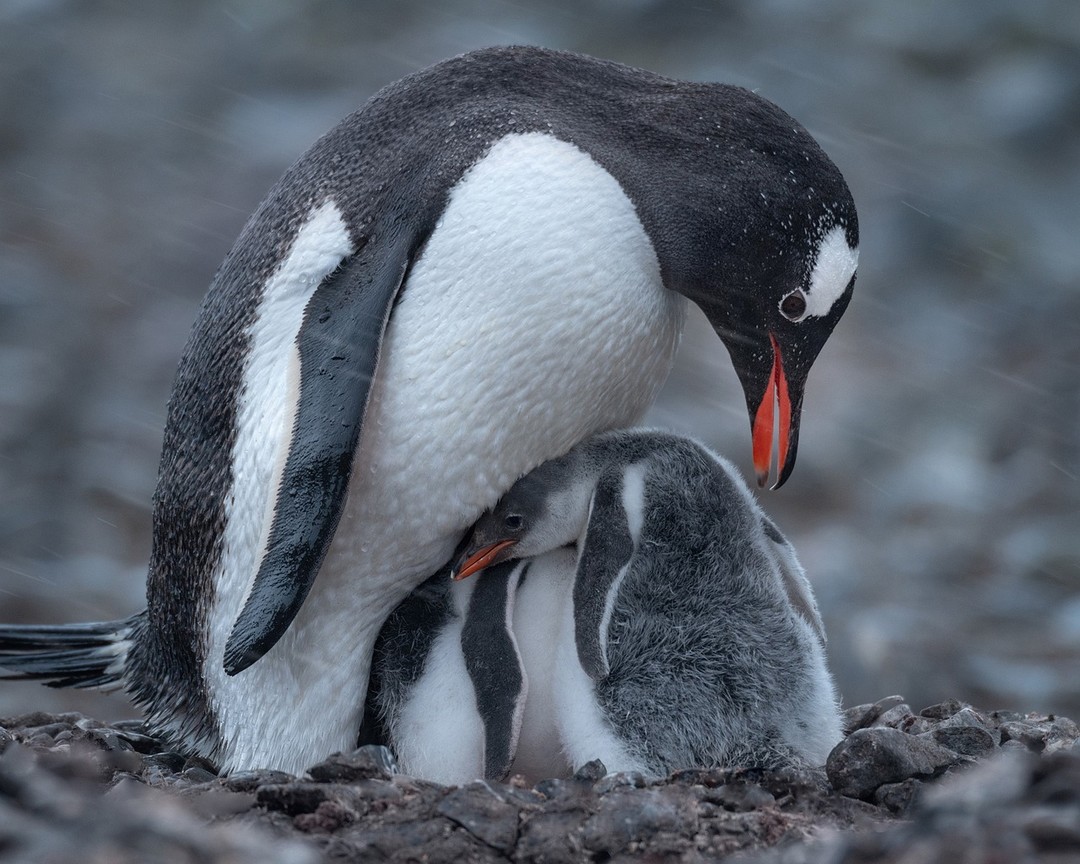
[1,0,1078,723]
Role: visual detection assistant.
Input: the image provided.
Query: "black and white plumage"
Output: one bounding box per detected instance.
[0,47,857,774]
[430,429,843,780]
[364,551,577,784]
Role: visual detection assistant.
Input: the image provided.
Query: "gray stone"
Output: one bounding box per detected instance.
[872,702,916,729]
[841,695,907,734]
[223,768,295,791]
[919,699,966,720]
[582,788,696,855]
[926,725,997,758]
[873,777,922,814]
[307,744,397,782]
[704,781,776,812]
[827,727,964,799]
[594,771,647,794]
[435,782,524,853]
[939,706,994,732]
[255,781,370,817]
[573,758,607,784]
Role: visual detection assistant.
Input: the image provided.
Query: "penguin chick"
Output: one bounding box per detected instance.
[452,429,842,776]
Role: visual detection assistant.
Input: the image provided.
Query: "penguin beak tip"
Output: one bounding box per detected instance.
[451,539,518,581]
[750,334,795,490]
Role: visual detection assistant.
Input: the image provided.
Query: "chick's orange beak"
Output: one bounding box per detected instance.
[450,539,518,581]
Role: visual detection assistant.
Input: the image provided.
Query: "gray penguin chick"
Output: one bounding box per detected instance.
[451,429,842,776]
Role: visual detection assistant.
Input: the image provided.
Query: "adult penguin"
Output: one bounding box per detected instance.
[0,46,858,774]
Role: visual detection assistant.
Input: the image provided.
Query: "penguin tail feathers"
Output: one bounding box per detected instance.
[0,614,139,691]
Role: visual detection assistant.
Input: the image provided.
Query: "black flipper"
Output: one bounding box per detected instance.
[224,224,417,675]
[0,615,140,689]
[461,560,528,781]
[573,467,635,681]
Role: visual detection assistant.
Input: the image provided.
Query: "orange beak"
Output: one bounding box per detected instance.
[450,539,518,581]
[751,333,793,489]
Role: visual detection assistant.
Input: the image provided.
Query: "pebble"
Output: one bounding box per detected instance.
[926,725,997,757]
[307,744,397,782]
[435,782,523,853]
[594,771,647,794]
[826,726,965,799]
[255,781,371,818]
[224,769,296,792]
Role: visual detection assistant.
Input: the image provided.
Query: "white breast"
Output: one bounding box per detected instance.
[208,132,686,773]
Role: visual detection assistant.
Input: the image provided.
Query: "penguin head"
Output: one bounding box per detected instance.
[700,213,858,491]
[450,450,594,581]
[630,86,860,489]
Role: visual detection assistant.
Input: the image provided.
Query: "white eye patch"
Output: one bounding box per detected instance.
[800,225,859,320]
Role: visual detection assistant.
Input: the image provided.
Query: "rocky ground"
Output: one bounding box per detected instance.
[2,696,1077,863]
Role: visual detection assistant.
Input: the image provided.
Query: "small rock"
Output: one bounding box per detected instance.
[826,727,965,799]
[180,765,218,785]
[256,782,369,817]
[182,754,219,775]
[582,788,695,855]
[927,725,997,758]
[293,799,357,833]
[516,808,589,862]
[435,782,522,853]
[86,728,133,752]
[872,702,916,729]
[1000,721,1050,753]
[919,699,966,720]
[841,695,906,734]
[668,767,730,788]
[144,751,188,773]
[705,781,776,812]
[594,771,647,794]
[533,777,586,801]
[874,778,922,814]
[307,744,396,782]
[939,706,993,732]
[224,769,295,792]
[573,759,607,784]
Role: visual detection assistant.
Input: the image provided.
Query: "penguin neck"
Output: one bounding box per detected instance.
[202,132,686,774]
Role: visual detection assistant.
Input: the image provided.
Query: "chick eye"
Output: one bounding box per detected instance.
[504,514,524,531]
[780,289,807,321]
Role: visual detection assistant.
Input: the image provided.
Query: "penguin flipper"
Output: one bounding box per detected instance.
[760,515,826,643]
[224,227,416,676]
[461,561,528,781]
[572,467,635,681]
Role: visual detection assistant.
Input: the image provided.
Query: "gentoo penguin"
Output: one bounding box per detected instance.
[440,429,843,778]
[364,551,578,784]
[0,46,858,774]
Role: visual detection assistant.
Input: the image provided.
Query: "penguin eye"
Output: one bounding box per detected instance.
[779,289,807,321]
[504,514,524,532]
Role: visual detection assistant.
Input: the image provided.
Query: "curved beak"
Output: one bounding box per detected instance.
[450,539,518,581]
[750,333,801,489]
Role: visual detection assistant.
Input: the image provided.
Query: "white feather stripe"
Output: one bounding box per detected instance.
[207,199,354,771]
[805,225,858,318]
